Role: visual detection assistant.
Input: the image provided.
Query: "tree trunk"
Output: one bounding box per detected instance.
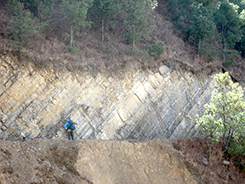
[70,25,73,47]
[198,38,202,58]
[222,26,226,64]
[102,19,104,47]
[226,128,233,150]
[132,26,135,51]
[208,142,212,161]
[222,98,227,148]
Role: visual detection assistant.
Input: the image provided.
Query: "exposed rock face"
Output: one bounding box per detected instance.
[0,54,214,141]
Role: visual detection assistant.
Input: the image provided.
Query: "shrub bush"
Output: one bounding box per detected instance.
[146,42,164,57]
[66,46,78,54]
[200,48,218,62]
[228,138,245,172]
[223,60,234,67]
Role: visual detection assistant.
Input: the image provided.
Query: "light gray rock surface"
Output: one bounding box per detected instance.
[0,54,214,141]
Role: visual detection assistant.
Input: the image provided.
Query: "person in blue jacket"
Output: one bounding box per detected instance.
[63,119,75,140]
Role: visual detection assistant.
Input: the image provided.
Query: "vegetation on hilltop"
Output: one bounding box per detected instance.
[165,0,245,65]
[1,0,158,53]
[1,0,244,61]
[0,0,244,82]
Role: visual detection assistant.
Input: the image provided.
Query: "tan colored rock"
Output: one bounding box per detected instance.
[0,54,217,141]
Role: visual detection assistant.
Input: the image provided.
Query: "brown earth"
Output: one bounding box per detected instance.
[0,138,244,184]
[173,138,245,184]
[0,139,196,184]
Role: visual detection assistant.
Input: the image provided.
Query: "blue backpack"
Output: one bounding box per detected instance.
[68,120,76,130]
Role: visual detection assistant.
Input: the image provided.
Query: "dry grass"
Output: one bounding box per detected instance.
[173,138,245,184]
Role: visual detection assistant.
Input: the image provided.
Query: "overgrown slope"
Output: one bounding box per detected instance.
[0,0,244,83]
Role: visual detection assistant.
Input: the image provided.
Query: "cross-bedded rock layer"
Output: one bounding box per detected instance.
[0,54,213,141]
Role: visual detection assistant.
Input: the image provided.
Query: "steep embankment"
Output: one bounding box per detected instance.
[1,3,244,141]
[0,53,214,141]
[0,139,198,184]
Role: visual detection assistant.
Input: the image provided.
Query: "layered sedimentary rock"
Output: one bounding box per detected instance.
[0,54,214,141]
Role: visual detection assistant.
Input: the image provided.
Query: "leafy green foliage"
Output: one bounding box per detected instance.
[222,60,234,67]
[88,0,122,45]
[187,3,215,49]
[61,0,93,47]
[168,0,245,58]
[228,137,245,171]
[168,0,217,52]
[200,47,219,62]
[89,0,122,25]
[196,72,245,150]
[123,0,155,50]
[7,0,38,46]
[61,0,92,31]
[235,28,245,56]
[146,42,164,57]
[4,0,245,59]
[36,0,54,30]
[214,1,244,48]
[66,45,78,54]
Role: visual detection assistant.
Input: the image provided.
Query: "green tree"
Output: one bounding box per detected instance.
[234,0,245,57]
[187,3,216,55]
[168,0,217,51]
[19,0,38,15]
[123,0,155,51]
[8,0,55,32]
[61,0,93,48]
[146,42,163,57]
[36,0,54,31]
[235,30,245,56]
[214,1,244,63]
[7,0,38,46]
[168,0,195,23]
[196,72,245,150]
[89,0,122,46]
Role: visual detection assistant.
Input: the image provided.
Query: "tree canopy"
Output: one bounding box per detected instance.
[196,72,245,150]
[123,0,155,51]
[61,0,93,47]
[2,0,245,59]
[168,0,245,61]
[7,0,39,47]
[89,0,122,46]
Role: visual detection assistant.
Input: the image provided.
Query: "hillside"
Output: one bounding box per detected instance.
[0,0,244,84]
[0,1,245,183]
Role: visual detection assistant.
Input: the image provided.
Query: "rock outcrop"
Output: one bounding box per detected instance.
[0,54,214,141]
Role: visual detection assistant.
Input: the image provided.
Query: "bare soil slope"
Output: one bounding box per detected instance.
[1,138,244,184]
[0,139,198,184]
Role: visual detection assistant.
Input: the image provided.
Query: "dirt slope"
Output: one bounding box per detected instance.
[0,139,198,184]
[174,138,245,184]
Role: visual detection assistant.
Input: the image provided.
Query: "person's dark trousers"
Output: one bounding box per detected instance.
[68,130,74,140]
